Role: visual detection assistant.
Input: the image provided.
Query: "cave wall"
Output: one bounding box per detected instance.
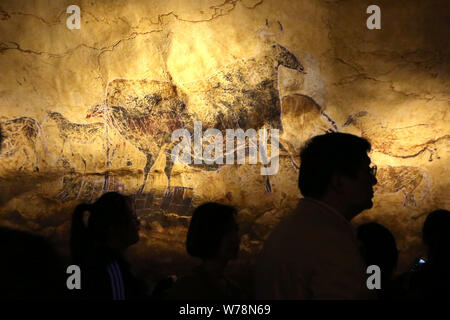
[0,0,449,285]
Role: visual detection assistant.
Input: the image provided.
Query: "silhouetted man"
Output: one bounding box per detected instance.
[254,132,377,299]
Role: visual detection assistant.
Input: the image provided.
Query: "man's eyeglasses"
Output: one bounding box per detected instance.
[369,164,377,178]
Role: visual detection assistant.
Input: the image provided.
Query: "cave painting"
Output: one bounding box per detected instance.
[86,27,305,194]
[0,21,445,217]
[374,165,431,207]
[86,80,191,193]
[55,173,125,203]
[279,94,338,169]
[0,116,45,172]
[160,186,194,216]
[344,111,448,162]
[45,111,105,157]
[133,186,193,218]
[178,40,304,132]
[0,86,442,215]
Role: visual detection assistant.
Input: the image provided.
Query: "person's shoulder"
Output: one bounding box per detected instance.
[258,201,319,252]
[268,201,310,232]
[270,199,339,239]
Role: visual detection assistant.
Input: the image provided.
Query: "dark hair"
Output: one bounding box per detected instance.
[0,227,66,298]
[186,202,238,259]
[70,192,133,263]
[422,209,450,247]
[356,222,398,280]
[298,132,371,198]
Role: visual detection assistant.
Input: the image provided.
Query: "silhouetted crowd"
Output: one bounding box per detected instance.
[0,132,449,300]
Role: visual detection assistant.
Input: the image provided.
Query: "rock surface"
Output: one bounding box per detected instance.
[0,0,449,288]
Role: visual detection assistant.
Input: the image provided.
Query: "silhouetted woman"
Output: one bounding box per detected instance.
[70,192,147,299]
[356,222,398,299]
[166,202,244,299]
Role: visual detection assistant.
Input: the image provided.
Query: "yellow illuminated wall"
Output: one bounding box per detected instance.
[0,0,448,282]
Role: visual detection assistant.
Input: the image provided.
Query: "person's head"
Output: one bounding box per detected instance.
[298,132,377,218]
[356,222,398,281]
[186,203,240,263]
[70,192,139,261]
[422,209,450,263]
[0,227,66,298]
